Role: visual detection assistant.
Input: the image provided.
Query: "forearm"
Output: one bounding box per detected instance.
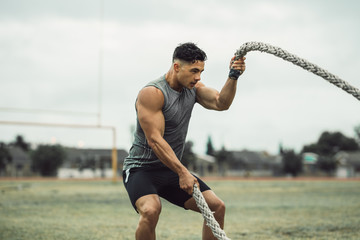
[148,135,188,176]
[216,56,245,109]
[198,57,245,111]
[217,78,238,110]
[148,135,198,194]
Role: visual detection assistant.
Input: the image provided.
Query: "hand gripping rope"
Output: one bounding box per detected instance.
[193,42,360,240]
[234,42,360,101]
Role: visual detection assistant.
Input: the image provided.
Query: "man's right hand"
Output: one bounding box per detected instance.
[179,170,199,195]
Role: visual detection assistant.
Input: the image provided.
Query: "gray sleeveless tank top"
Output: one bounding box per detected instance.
[123,75,197,171]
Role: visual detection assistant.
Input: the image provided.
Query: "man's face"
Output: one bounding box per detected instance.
[176,60,205,89]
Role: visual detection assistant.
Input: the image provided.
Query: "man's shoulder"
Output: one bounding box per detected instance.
[137,86,164,110]
[139,85,163,96]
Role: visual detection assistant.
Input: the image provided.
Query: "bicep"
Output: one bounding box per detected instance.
[137,105,165,138]
[136,87,165,139]
[196,82,221,110]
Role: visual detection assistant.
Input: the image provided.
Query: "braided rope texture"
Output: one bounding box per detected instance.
[193,42,359,239]
[193,185,230,240]
[235,42,360,101]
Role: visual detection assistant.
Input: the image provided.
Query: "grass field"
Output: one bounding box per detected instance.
[1,178,360,240]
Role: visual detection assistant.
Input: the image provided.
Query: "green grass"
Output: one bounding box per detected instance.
[0,179,359,239]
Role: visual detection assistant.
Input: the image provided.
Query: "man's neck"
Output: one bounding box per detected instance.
[165,70,182,92]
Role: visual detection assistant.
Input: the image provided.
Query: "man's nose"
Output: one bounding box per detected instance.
[195,73,201,81]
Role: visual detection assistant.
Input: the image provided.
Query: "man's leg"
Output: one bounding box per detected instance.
[184,190,226,240]
[135,194,162,240]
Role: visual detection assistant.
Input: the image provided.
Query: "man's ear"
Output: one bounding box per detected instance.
[173,61,181,72]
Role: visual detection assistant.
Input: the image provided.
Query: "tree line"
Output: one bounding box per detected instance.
[0,136,66,176]
[1,125,360,177]
[281,128,358,176]
[182,125,360,177]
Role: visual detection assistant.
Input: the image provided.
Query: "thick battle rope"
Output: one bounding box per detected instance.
[235,42,360,101]
[193,42,359,239]
[193,185,230,240]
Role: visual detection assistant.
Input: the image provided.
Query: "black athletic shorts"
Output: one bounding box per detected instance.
[122,166,211,212]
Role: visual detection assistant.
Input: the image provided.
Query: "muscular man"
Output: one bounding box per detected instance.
[123,42,246,240]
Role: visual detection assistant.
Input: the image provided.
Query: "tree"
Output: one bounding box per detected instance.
[31,144,66,176]
[303,131,359,156]
[302,131,358,174]
[182,141,196,168]
[10,135,30,152]
[282,149,302,177]
[316,156,336,175]
[206,136,215,156]
[0,142,12,173]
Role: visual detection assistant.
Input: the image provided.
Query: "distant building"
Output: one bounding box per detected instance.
[4,147,32,177]
[226,150,282,177]
[302,152,319,175]
[334,151,360,178]
[58,147,128,179]
[188,154,218,176]
[2,146,128,178]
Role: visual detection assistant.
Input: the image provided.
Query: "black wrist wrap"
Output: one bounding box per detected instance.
[228,68,242,80]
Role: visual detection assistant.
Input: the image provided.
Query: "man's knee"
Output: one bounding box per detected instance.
[214,199,225,217]
[140,204,161,222]
[136,195,162,224]
[207,195,225,219]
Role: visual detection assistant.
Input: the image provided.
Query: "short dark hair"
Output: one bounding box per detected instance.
[172,42,207,63]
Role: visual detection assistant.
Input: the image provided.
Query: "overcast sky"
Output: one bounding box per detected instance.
[1,0,359,155]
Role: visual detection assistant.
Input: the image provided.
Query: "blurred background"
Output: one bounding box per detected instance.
[1,0,360,178]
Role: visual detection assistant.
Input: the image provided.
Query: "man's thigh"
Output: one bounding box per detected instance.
[158,172,211,209]
[123,167,211,211]
[123,168,158,211]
